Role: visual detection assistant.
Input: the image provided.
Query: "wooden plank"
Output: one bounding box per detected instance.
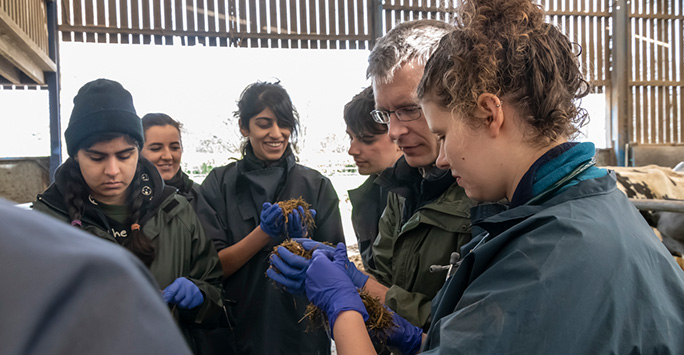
[358,0,368,49]
[206,0,217,46]
[83,0,94,42]
[337,0,346,49]
[176,0,187,44]
[279,0,288,48]
[0,52,22,85]
[187,0,196,45]
[0,13,57,84]
[632,13,641,142]
[246,0,256,47]
[269,0,278,48]
[217,0,228,46]
[130,0,140,43]
[108,0,119,43]
[151,0,164,44]
[234,0,245,47]
[197,0,206,45]
[649,6,657,143]
[587,13,595,82]
[384,0,392,35]
[60,0,73,42]
[141,0,151,44]
[164,0,173,44]
[72,0,83,42]
[354,0,363,49]
[118,0,129,43]
[289,0,299,48]
[96,0,106,42]
[258,0,267,47]
[304,0,313,48]
[318,0,327,48]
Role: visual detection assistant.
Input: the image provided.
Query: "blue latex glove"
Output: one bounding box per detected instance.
[305,243,369,331]
[260,202,285,241]
[385,308,424,355]
[266,246,309,295]
[293,238,369,289]
[286,206,309,238]
[162,277,204,310]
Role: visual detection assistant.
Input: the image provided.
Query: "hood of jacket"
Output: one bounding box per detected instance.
[37,157,176,228]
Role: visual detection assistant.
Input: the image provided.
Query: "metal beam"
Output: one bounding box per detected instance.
[610,0,629,166]
[46,0,61,181]
[630,199,684,213]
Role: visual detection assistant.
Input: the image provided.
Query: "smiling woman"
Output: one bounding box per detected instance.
[195,80,345,355]
[141,113,202,211]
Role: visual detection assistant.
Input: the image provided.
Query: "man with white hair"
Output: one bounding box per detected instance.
[360,19,474,330]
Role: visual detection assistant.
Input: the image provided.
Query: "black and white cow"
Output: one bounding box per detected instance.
[609,165,684,270]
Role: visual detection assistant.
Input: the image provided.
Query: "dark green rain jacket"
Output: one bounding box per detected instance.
[370,156,473,329]
[33,159,223,353]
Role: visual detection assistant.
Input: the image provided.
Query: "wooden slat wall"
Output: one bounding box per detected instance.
[49,0,684,145]
[58,0,374,48]
[538,0,611,95]
[0,0,50,57]
[629,0,683,144]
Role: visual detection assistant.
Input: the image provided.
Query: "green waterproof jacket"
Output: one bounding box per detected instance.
[33,159,223,353]
[370,158,473,329]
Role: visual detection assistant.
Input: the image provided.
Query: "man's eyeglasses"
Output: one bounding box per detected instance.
[370,106,422,124]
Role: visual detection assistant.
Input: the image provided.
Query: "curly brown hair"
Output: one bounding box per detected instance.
[417,0,590,145]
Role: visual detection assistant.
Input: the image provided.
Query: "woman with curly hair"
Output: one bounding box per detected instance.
[268,0,684,354]
[33,79,223,354]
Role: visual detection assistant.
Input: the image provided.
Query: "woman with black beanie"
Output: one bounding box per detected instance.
[32,78,223,354]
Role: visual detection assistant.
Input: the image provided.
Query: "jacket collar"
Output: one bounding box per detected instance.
[39,157,175,231]
[473,171,617,240]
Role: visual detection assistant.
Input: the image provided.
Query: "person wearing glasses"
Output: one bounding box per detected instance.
[269,0,684,353]
[269,20,474,337]
[361,19,474,331]
[344,86,403,270]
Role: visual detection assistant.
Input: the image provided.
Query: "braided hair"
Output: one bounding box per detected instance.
[63,132,156,267]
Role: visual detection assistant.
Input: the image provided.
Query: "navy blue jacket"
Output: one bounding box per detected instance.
[423,170,684,354]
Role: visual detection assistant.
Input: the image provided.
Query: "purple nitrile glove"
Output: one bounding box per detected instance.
[162,277,204,310]
[266,246,309,295]
[286,208,316,238]
[260,202,285,242]
[305,243,369,331]
[385,307,424,355]
[286,206,307,238]
[293,237,369,289]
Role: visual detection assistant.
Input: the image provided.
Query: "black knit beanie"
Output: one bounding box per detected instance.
[65,78,144,157]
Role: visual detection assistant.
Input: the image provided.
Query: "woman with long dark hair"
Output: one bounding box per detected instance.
[33,79,223,354]
[197,80,345,355]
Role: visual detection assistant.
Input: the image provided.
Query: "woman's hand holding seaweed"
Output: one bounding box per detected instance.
[267,246,309,295]
[260,202,285,242]
[286,206,316,238]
